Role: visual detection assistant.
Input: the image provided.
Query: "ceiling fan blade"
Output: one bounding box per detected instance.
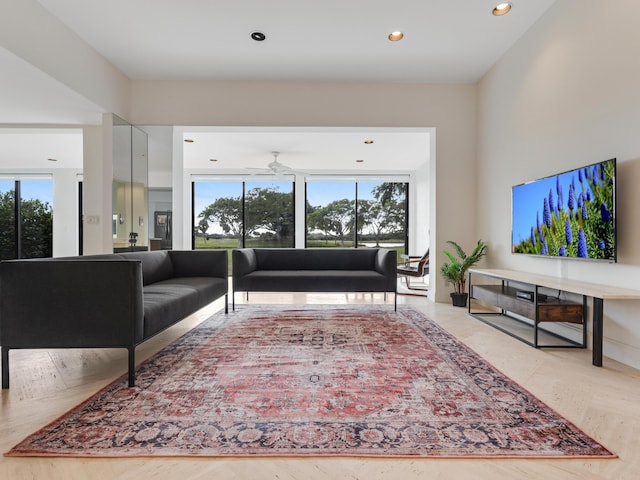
[245,151,308,177]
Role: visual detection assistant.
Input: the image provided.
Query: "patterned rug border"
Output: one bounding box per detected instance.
[5,304,617,459]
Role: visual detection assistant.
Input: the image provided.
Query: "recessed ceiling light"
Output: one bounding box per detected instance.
[364,140,374,144]
[251,31,266,42]
[492,3,512,16]
[184,138,194,143]
[388,31,404,42]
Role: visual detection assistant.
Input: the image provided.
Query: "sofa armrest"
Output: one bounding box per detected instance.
[169,250,228,279]
[0,259,144,348]
[232,249,257,289]
[375,249,398,290]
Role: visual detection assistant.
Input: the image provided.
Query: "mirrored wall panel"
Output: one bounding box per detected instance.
[112,114,148,252]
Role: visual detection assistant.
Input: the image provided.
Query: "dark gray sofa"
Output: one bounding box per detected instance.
[1,249,228,389]
[232,248,397,309]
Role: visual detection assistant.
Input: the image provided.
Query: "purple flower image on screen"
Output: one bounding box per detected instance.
[577,229,588,258]
[598,239,606,250]
[565,219,573,244]
[600,203,612,223]
[556,180,564,211]
[543,198,551,228]
[567,183,575,211]
[511,158,615,261]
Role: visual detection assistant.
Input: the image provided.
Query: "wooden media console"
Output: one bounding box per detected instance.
[470,282,586,349]
[468,268,640,366]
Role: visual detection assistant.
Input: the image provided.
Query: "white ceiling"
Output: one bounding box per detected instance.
[1,0,558,172]
[35,0,557,84]
[0,47,103,126]
[179,126,430,172]
[0,128,84,170]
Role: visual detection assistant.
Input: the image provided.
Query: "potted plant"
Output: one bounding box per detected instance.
[440,239,487,307]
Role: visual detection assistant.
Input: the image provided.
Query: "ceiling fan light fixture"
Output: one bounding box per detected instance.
[388,31,404,42]
[493,3,512,16]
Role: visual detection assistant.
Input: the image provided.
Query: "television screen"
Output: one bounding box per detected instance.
[511,158,616,262]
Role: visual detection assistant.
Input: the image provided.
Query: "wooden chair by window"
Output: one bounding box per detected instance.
[397,250,429,291]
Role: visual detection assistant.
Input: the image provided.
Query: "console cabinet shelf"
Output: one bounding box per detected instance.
[469,273,586,349]
[471,284,584,324]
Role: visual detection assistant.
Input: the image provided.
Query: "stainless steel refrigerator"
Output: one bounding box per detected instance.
[153,211,172,249]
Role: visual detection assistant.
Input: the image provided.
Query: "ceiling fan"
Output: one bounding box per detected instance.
[247,151,307,177]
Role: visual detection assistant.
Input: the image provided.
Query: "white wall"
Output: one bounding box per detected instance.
[52,168,81,257]
[0,0,130,120]
[413,136,432,257]
[477,0,640,368]
[140,126,174,189]
[82,123,113,254]
[131,81,477,301]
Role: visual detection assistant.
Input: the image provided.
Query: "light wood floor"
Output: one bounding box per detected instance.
[2,291,639,480]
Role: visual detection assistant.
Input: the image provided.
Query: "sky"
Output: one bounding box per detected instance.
[0,178,53,206]
[511,168,598,245]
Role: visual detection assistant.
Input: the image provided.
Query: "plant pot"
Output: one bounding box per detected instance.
[450,292,468,307]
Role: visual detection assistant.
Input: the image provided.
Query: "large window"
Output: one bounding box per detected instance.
[244,180,295,248]
[306,179,407,254]
[0,177,53,260]
[192,178,295,251]
[306,182,356,247]
[357,181,407,250]
[192,177,408,258]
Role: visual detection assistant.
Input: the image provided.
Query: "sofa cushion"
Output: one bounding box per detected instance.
[254,248,377,271]
[142,277,227,337]
[118,250,174,286]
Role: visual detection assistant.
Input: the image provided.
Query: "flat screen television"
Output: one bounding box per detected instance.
[511,158,616,262]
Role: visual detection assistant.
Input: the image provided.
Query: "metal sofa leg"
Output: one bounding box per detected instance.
[1,346,9,389]
[225,293,229,314]
[128,347,136,388]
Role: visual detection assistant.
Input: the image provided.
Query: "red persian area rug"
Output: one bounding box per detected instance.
[6,305,615,458]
